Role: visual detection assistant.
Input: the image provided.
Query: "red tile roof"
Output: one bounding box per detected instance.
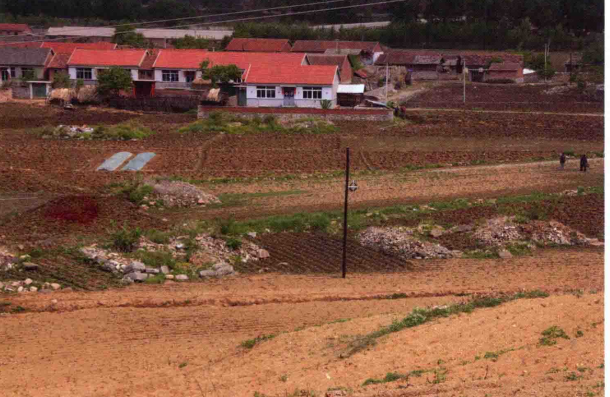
[306,54,352,83]
[0,41,41,48]
[226,38,291,52]
[488,62,522,71]
[41,42,116,53]
[153,50,306,70]
[67,49,147,67]
[291,40,381,53]
[245,65,337,85]
[462,53,523,66]
[375,51,441,65]
[0,24,31,33]
[48,52,72,69]
[140,49,160,70]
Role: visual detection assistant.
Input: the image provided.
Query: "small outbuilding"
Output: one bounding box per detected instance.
[337,84,364,107]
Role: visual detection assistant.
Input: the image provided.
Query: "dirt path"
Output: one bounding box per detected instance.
[0,249,603,397]
[182,158,604,220]
[404,107,605,117]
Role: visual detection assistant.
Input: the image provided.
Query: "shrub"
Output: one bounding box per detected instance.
[262,115,277,125]
[320,99,333,109]
[125,183,154,204]
[96,66,133,97]
[52,71,71,89]
[144,229,170,244]
[134,250,177,270]
[225,237,242,250]
[92,121,153,140]
[111,227,142,252]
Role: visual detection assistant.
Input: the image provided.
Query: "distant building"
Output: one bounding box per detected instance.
[487,62,524,83]
[225,38,291,52]
[0,24,32,36]
[0,47,54,98]
[306,54,352,83]
[46,27,233,48]
[291,40,384,64]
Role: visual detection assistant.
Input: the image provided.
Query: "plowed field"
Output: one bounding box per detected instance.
[406,83,604,113]
[0,249,603,397]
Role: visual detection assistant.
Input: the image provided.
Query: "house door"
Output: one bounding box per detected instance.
[0,69,8,82]
[283,87,295,107]
[32,83,47,98]
[237,88,247,106]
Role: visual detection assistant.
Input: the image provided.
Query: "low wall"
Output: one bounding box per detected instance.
[11,85,30,99]
[197,106,393,122]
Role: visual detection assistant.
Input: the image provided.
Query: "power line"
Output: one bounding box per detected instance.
[0,0,350,39]
[0,0,404,46]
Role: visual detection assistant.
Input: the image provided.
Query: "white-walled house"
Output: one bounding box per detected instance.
[66,49,147,85]
[243,65,339,108]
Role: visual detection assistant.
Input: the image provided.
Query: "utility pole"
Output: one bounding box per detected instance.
[385,62,389,103]
[342,147,350,279]
[463,61,466,103]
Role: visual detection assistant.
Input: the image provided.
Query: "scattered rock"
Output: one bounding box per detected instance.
[17,286,24,293]
[160,265,170,274]
[175,275,189,281]
[455,224,474,233]
[147,179,221,208]
[29,287,38,292]
[498,249,513,259]
[24,278,33,286]
[165,274,175,280]
[51,299,58,304]
[359,227,460,260]
[213,263,235,276]
[126,272,148,282]
[145,267,160,274]
[124,261,146,273]
[50,283,61,291]
[23,262,40,271]
[199,270,217,278]
[247,232,257,238]
[258,249,270,259]
[430,227,444,238]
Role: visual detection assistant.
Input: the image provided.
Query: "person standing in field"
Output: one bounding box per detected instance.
[559,152,566,170]
[580,154,589,172]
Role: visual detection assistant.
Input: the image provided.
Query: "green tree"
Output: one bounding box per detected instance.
[112,25,148,48]
[200,60,242,87]
[52,71,71,88]
[96,66,133,97]
[174,35,209,49]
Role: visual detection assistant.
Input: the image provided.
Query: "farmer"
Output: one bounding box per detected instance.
[580,154,589,172]
[559,152,566,170]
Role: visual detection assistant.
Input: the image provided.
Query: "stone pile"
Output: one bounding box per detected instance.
[46,125,95,139]
[472,217,524,246]
[525,220,589,246]
[1,279,62,294]
[0,247,17,271]
[359,227,461,260]
[145,179,220,208]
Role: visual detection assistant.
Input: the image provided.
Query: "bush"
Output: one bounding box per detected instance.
[92,121,154,140]
[111,227,142,252]
[225,237,242,250]
[320,99,333,109]
[96,66,133,97]
[134,250,177,270]
[52,72,71,89]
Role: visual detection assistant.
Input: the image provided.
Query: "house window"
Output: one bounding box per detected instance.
[1,69,8,81]
[21,67,34,79]
[256,86,276,98]
[138,70,153,80]
[184,71,196,83]
[303,87,322,99]
[162,70,179,82]
[10,68,15,78]
[76,68,92,80]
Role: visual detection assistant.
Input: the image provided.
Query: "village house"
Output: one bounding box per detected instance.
[291,40,384,65]
[487,62,524,83]
[42,42,117,81]
[66,49,148,95]
[243,64,339,108]
[462,53,523,82]
[225,38,292,52]
[0,23,32,36]
[305,54,352,83]
[0,47,54,98]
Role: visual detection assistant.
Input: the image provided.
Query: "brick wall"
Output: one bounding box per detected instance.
[11,85,30,99]
[198,106,393,122]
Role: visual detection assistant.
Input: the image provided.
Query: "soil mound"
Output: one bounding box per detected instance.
[148,179,220,208]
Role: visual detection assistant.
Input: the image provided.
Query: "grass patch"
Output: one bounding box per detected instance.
[110,226,142,253]
[213,190,308,209]
[483,347,515,362]
[362,372,407,386]
[215,211,334,236]
[241,334,276,349]
[132,250,177,270]
[37,121,154,140]
[565,372,582,381]
[345,291,547,357]
[180,113,337,135]
[539,326,570,346]
[143,274,166,284]
[506,242,532,256]
[144,229,171,244]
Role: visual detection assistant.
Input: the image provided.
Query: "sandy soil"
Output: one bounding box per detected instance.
[0,249,603,397]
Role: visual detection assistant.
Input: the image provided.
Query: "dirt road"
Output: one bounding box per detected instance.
[0,249,603,397]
